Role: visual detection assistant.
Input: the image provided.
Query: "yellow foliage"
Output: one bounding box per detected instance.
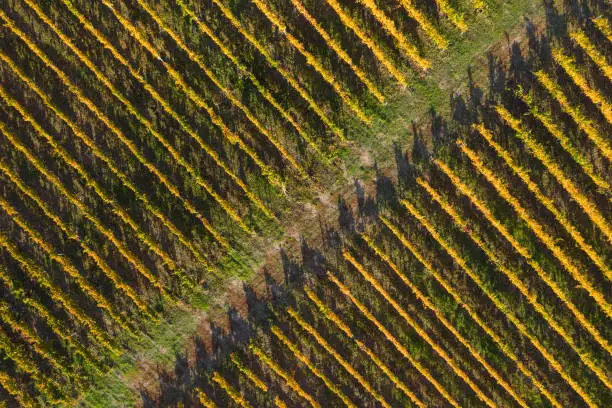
[230,353,268,392]
[343,249,495,408]
[0,9,228,251]
[210,0,344,140]
[327,271,460,408]
[379,215,562,408]
[323,0,408,85]
[271,325,357,408]
[287,307,391,408]
[290,0,385,102]
[398,0,448,48]
[212,372,253,408]
[406,190,597,405]
[418,175,612,390]
[195,388,216,408]
[362,232,528,408]
[496,106,612,272]
[252,0,371,124]
[552,48,612,124]
[571,29,612,82]
[516,87,610,192]
[132,0,301,185]
[358,0,429,69]
[593,17,612,42]
[176,0,326,162]
[250,344,320,408]
[535,70,612,164]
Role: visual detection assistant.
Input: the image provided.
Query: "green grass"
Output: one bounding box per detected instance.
[343,0,546,177]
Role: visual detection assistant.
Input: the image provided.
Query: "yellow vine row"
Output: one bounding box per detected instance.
[304,288,426,408]
[0,50,218,275]
[128,0,301,185]
[435,0,468,32]
[175,0,326,162]
[551,47,612,124]
[327,271,460,408]
[416,176,612,389]
[0,119,168,302]
[398,0,448,48]
[593,17,612,42]
[0,300,72,381]
[210,0,344,140]
[0,325,62,402]
[24,0,251,234]
[515,87,610,192]
[0,370,36,408]
[378,215,562,408]
[0,9,228,250]
[471,123,612,335]
[274,396,288,408]
[323,0,407,85]
[0,228,116,354]
[535,70,612,163]
[0,83,177,307]
[211,372,253,408]
[358,0,429,69]
[100,1,274,222]
[270,325,357,408]
[571,29,612,82]
[0,186,134,335]
[343,249,496,408]
[195,387,216,408]
[408,163,595,408]
[0,265,101,370]
[251,0,371,124]
[496,106,612,258]
[290,0,385,102]
[249,344,320,408]
[230,353,268,392]
[287,307,392,408]
[361,233,528,408]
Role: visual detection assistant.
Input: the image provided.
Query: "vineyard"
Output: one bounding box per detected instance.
[0,0,610,406]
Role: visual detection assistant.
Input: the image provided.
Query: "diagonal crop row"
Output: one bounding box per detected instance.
[289,0,385,103]
[360,232,529,408]
[0,265,100,370]
[535,70,612,163]
[343,249,497,408]
[126,0,302,184]
[0,49,221,272]
[552,47,612,125]
[571,28,612,82]
[286,307,392,408]
[0,82,180,306]
[251,0,371,125]
[0,119,169,301]
[378,214,562,407]
[357,0,429,69]
[249,344,320,408]
[209,0,344,140]
[304,288,426,408]
[19,0,253,234]
[496,105,612,262]
[175,0,326,162]
[515,86,611,192]
[0,8,229,250]
[270,324,357,408]
[415,174,612,390]
[322,0,408,85]
[327,271,461,408]
[435,146,598,407]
